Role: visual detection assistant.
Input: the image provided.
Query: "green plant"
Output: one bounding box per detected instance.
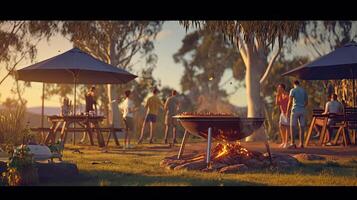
[3,145,39,186]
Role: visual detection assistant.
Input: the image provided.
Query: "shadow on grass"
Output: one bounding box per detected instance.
[273,161,357,177]
[39,170,266,186]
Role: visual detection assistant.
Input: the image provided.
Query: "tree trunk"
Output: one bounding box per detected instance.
[244,52,267,142]
[107,84,120,129]
[107,39,121,130]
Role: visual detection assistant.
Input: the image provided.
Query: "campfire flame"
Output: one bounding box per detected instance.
[214,141,251,159]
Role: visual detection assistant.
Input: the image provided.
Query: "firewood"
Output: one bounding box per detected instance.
[219,164,248,174]
[174,160,207,171]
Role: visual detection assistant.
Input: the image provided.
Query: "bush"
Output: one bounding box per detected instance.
[3,146,39,186]
[0,103,26,146]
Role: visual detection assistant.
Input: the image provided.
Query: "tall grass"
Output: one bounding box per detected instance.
[0,104,26,147]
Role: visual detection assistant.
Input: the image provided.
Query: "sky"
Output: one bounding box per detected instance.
[0,21,322,108]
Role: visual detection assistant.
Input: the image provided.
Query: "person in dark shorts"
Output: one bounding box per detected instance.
[138,88,163,144]
[81,86,97,143]
[163,90,180,144]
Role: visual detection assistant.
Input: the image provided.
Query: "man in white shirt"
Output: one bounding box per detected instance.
[119,90,138,149]
[322,93,344,145]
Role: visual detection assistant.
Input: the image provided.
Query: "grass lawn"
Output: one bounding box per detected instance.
[38,140,357,186]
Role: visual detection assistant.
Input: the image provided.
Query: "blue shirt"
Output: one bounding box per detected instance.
[289,86,308,113]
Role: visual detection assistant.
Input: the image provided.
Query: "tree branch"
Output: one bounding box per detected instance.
[259,44,282,84]
[304,32,323,57]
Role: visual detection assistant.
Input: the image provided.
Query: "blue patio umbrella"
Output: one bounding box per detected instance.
[282,41,357,106]
[16,47,137,144]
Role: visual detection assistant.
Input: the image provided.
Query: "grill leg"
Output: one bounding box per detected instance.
[264,141,273,165]
[206,127,212,168]
[177,131,189,159]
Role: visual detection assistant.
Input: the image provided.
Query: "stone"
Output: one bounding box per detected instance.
[219,164,248,174]
[293,153,325,161]
[211,162,228,170]
[35,162,78,181]
[174,160,207,171]
[241,158,265,169]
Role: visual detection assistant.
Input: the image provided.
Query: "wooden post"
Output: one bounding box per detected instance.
[41,83,45,143]
[305,116,316,146]
[319,117,328,145]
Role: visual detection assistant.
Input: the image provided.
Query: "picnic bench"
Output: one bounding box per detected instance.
[31,115,125,148]
[305,107,357,146]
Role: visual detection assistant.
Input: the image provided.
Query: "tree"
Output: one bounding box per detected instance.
[180,21,305,141]
[46,21,163,129]
[0,21,58,106]
[173,28,244,114]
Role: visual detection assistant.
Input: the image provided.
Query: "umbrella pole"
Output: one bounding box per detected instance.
[352,68,355,107]
[73,75,77,145]
[41,83,45,143]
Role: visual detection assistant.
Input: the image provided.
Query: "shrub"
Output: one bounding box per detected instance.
[3,145,39,186]
[0,103,26,146]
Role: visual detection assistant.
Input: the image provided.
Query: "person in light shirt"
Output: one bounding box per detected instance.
[119,90,138,149]
[321,93,344,146]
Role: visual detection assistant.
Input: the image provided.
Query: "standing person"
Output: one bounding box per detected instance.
[276,84,290,148]
[138,88,163,144]
[119,90,138,149]
[163,90,180,144]
[286,80,308,148]
[85,86,97,115]
[80,86,97,143]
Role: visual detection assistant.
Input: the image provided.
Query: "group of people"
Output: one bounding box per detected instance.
[276,80,344,148]
[82,86,180,149]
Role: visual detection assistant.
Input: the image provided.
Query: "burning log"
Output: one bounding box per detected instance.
[160,141,300,173]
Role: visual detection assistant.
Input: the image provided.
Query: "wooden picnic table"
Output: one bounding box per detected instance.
[305,108,355,146]
[43,115,106,147]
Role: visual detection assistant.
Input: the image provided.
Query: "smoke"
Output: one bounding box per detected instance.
[195,92,238,115]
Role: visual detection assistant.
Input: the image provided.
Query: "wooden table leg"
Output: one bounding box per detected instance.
[319,117,328,145]
[343,128,351,146]
[333,126,343,145]
[305,117,316,146]
[93,122,105,147]
[112,127,120,146]
[60,121,68,146]
[44,121,59,145]
[85,121,94,145]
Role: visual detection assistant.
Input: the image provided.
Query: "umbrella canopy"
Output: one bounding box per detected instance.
[16,47,137,84]
[282,41,357,80]
[15,47,137,145]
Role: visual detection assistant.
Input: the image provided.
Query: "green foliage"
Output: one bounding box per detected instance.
[3,145,39,186]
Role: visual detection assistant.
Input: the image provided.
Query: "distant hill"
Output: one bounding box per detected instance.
[27,106,61,116]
